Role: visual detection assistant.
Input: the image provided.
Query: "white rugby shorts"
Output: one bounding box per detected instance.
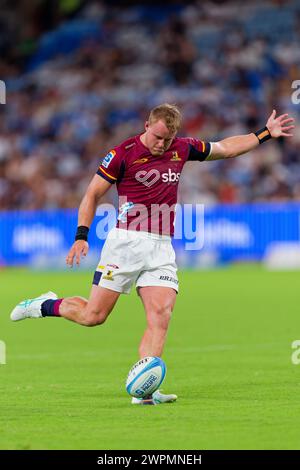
[92,228,178,294]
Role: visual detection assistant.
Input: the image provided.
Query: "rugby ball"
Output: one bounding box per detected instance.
[126,356,166,398]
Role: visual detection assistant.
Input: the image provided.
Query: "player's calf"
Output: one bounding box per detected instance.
[57,297,111,326]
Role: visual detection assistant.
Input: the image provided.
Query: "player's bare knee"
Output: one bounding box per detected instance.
[158,303,173,318]
[148,305,172,329]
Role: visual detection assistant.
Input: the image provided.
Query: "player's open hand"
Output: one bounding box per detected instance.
[66,240,89,267]
[266,110,294,138]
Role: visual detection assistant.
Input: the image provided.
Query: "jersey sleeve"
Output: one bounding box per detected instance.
[185,137,212,162]
[96,148,124,184]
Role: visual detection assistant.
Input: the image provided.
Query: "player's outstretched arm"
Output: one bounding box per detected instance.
[207,110,294,161]
[66,175,112,267]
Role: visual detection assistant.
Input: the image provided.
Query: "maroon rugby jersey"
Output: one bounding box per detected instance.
[97,135,211,236]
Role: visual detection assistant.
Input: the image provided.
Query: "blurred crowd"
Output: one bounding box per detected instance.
[0,0,300,210]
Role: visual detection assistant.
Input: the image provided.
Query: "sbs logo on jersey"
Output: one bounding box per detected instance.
[135,169,160,187]
[161,169,180,183]
[102,150,116,168]
[135,168,180,187]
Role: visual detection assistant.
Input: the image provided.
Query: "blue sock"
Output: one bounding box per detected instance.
[41,299,62,317]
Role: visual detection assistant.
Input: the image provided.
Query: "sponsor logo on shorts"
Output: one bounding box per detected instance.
[102,150,116,168]
[103,270,114,281]
[159,275,178,285]
[107,264,119,269]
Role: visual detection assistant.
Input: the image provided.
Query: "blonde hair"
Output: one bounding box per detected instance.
[148,103,182,133]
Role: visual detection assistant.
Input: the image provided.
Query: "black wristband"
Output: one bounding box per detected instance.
[75,225,89,241]
[254,126,272,144]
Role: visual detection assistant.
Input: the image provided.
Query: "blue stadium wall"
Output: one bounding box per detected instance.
[0,203,300,268]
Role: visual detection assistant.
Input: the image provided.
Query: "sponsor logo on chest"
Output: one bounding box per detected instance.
[135,168,181,187]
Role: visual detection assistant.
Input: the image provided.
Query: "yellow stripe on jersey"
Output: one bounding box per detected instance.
[99,166,117,181]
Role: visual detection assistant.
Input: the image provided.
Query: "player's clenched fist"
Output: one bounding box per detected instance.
[66,240,89,267]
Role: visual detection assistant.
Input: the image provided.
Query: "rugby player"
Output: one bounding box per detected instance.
[10,104,294,405]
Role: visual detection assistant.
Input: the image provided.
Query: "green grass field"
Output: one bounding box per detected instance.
[0,266,300,450]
